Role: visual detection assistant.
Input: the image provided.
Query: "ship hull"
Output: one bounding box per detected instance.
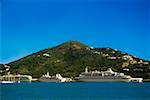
[77,78,130,82]
[76,76,131,82]
[38,78,60,82]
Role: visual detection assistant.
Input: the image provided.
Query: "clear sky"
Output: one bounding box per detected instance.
[0,0,150,64]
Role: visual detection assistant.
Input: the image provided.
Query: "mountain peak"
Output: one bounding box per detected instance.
[53,40,89,50]
[62,40,87,46]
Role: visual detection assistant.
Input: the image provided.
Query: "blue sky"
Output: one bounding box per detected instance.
[0,0,150,63]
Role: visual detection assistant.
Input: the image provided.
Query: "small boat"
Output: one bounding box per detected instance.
[1,81,15,84]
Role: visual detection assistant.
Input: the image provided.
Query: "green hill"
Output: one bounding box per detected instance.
[1,41,150,79]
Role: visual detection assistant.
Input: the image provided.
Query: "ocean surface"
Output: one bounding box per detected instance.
[1,82,150,100]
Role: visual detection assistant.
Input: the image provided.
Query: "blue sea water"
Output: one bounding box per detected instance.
[1,82,150,100]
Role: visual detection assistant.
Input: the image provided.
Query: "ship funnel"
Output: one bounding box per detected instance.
[47,72,49,76]
[85,67,88,73]
[56,74,63,79]
[44,72,50,78]
[107,68,114,73]
[56,74,67,82]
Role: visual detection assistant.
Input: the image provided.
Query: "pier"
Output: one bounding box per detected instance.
[0,74,33,83]
[0,65,33,83]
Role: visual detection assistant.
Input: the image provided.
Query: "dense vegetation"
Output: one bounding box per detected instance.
[1,41,150,79]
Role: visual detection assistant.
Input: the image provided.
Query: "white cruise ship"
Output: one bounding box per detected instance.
[76,67,142,82]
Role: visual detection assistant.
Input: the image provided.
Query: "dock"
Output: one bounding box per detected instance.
[0,74,33,83]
